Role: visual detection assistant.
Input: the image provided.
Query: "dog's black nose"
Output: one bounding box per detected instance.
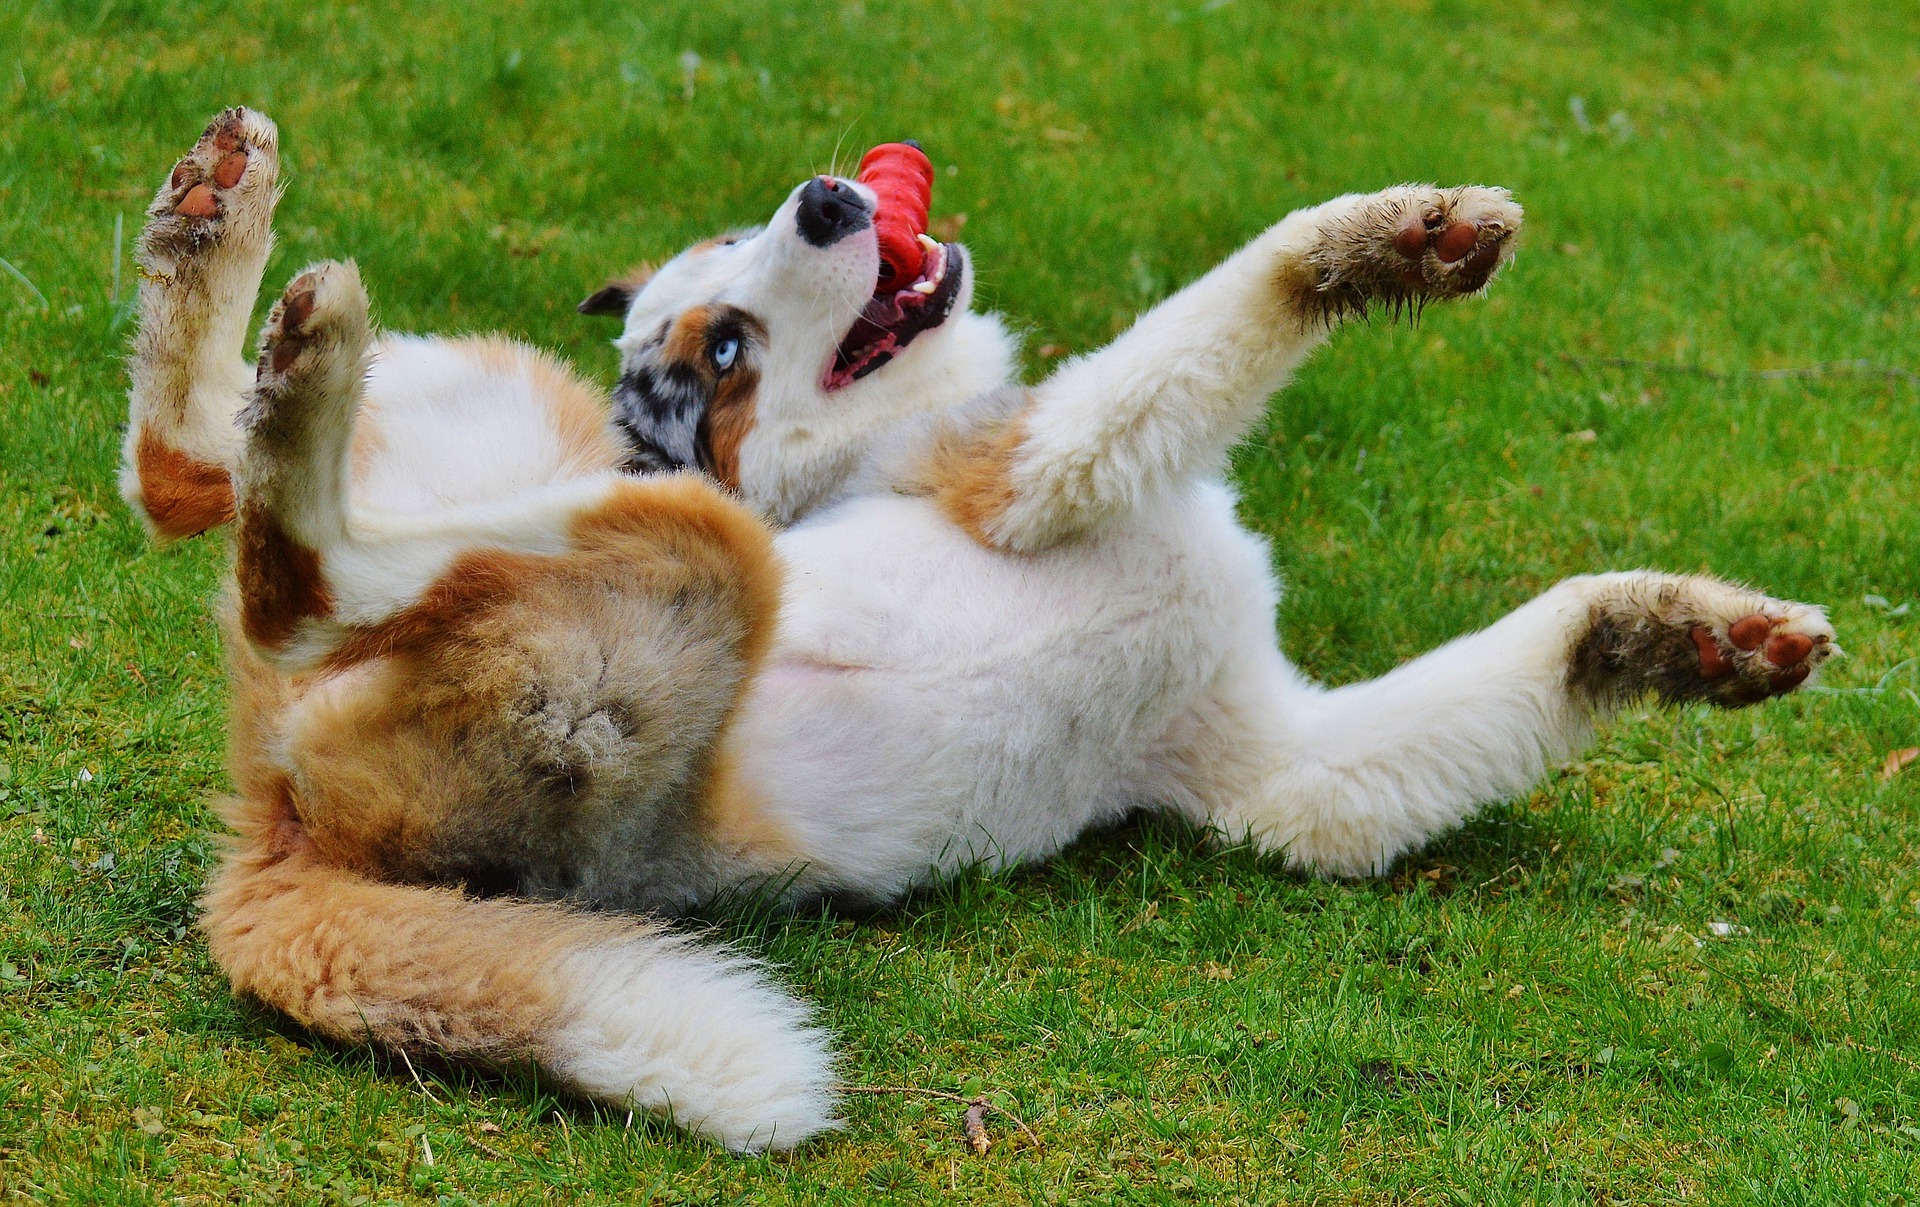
[795,176,872,248]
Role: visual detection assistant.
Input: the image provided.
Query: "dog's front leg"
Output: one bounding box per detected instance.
[122,108,281,542]
[930,186,1522,552]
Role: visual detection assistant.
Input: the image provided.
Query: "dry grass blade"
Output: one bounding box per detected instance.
[1880,747,1919,782]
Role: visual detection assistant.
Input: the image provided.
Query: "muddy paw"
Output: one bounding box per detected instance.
[1687,609,1834,705]
[141,107,279,263]
[1571,573,1837,709]
[252,262,365,386]
[1306,185,1523,320]
[261,272,320,375]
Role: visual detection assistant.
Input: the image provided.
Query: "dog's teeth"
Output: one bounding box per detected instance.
[911,280,938,295]
[917,233,941,255]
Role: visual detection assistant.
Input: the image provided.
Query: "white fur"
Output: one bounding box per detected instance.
[548,936,840,1153]
[354,335,611,513]
[603,175,1829,889]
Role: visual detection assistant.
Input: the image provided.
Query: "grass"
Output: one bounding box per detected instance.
[2,0,1917,1201]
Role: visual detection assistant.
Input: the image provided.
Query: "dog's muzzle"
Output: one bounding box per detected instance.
[795,176,872,248]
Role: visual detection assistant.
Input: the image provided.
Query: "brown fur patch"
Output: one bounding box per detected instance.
[662,305,717,366]
[568,474,784,667]
[698,752,800,866]
[349,406,389,479]
[703,364,759,490]
[235,506,334,649]
[201,778,641,1061]
[315,474,780,675]
[571,479,796,864]
[922,405,1032,549]
[225,472,795,899]
[134,431,235,539]
[319,548,539,673]
[201,469,801,1067]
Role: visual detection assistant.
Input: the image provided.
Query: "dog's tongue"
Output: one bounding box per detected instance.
[857,141,934,294]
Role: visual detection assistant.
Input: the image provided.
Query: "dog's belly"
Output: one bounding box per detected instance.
[730,481,1277,902]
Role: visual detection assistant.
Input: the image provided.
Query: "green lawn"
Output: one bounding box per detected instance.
[3,0,1918,1202]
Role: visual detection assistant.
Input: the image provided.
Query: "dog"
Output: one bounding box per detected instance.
[123,109,1835,1152]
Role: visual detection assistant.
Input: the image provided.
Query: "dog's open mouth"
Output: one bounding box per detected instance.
[824,238,964,391]
[823,143,964,392]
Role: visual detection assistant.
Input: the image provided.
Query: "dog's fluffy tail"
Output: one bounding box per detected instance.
[201,792,840,1153]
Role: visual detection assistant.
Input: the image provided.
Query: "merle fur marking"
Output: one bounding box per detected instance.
[612,309,765,477]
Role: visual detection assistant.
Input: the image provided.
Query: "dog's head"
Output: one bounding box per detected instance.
[582,150,1012,521]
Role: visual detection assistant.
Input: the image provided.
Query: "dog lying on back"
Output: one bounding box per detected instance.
[124,109,1835,1152]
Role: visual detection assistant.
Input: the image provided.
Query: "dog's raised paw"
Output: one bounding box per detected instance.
[264,273,320,375]
[1687,609,1831,704]
[1571,573,1837,709]
[255,263,364,384]
[239,261,370,468]
[1385,188,1519,294]
[142,107,279,262]
[1305,185,1523,320]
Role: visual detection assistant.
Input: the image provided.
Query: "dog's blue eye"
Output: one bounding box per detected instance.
[712,338,739,371]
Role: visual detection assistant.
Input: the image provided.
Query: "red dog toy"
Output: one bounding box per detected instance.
[857,141,935,293]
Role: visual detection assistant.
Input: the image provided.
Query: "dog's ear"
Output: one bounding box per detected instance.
[577,284,634,317]
[577,263,657,318]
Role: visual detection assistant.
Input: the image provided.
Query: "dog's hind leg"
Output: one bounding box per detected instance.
[123,107,281,541]
[215,273,819,1147]
[930,186,1522,552]
[1151,572,1836,878]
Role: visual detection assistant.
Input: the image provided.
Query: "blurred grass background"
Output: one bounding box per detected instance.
[1,0,1916,1202]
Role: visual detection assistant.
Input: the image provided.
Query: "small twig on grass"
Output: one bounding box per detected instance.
[465,1133,512,1161]
[1879,747,1919,782]
[962,1097,991,1155]
[1843,1037,1920,1072]
[465,1121,511,1161]
[840,1084,1042,1150]
[1558,355,1918,386]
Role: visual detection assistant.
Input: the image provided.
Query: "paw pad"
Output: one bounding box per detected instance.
[214,151,248,189]
[1433,221,1479,263]
[176,184,220,219]
[211,116,244,154]
[148,108,273,236]
[266,276,320,374]
[1392,212,1438,260]
[1765,631,1813,666]
[1380,188,1520,296]
[1689,627,1731,679]
[1727,614,1771,650]
[1691,611,1832,705]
